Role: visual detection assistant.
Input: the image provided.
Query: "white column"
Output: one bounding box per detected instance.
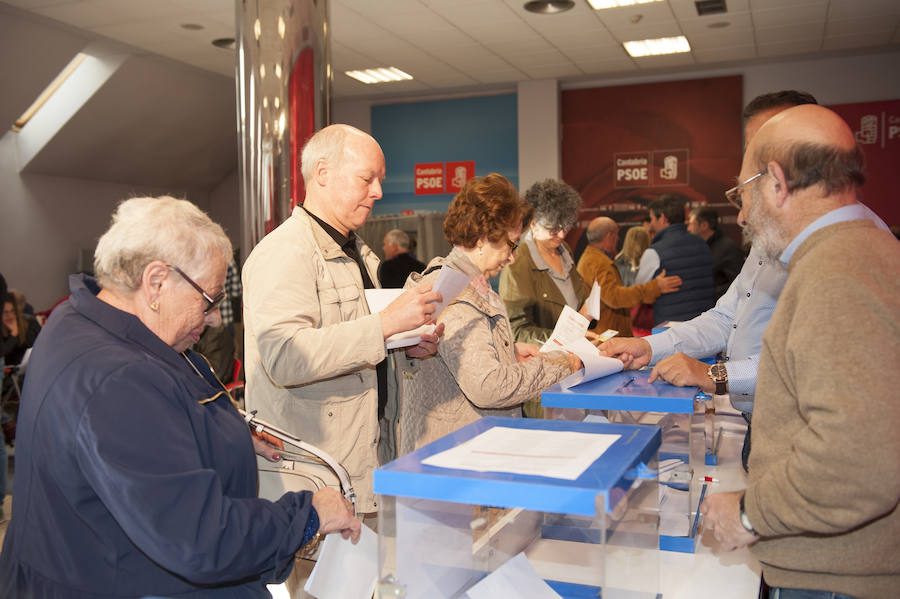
[517,79,561,193]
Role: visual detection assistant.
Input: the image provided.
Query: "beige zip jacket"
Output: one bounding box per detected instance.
[397,248,573,456]
[242,206,387,512]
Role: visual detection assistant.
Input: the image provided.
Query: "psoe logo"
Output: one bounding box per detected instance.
[659,155,678,180]
[855,115,878,144]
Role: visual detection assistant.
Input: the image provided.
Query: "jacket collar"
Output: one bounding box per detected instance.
[68,274,190,373]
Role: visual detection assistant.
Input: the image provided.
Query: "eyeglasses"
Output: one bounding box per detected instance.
[168,265,225,314]
[535,221,571,236]
[505,238,520,252]
[725,170,766,210]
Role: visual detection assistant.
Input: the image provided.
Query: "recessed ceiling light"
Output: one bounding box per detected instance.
[623,35,691,57]
[345,67,414,84]
[707,21,730,29]
[523,1,575,14]
[180,23,204,31]
[212,37,235,50]
[587,0,663,9]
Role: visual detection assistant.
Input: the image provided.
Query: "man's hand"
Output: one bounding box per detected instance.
[700,491,758,551]
[514,342,540,362]
[654,269,682,294]
[405,322,444,358]
[311,487,362,542]
[380,284,443,339]
[598,337,653,370]
[649,353,713,392]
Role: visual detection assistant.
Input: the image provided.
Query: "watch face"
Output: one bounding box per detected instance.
[710,363,727,381]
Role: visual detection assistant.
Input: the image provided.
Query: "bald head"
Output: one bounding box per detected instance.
[586,217,619,253]
[746,105,864,199]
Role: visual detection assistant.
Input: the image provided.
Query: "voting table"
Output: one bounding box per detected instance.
[373,417,663,599]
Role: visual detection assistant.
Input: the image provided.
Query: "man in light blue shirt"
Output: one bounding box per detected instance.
[600,90,889,467]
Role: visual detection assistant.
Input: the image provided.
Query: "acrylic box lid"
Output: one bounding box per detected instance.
[541,370,700,414]
[374,417,660,515]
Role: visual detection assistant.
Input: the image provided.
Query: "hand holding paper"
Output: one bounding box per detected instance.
[539,306,623,388]
[366,265,471,349]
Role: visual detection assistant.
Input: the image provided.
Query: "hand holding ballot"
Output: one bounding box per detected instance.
[540,306,623,388]
[598,336,653,370]
[378,283,443,339]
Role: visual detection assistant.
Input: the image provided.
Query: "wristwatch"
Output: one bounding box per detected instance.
[707,358,728,395]
[739,494,758,536]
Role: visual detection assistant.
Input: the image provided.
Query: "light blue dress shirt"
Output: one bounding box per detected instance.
[646,202,888,413]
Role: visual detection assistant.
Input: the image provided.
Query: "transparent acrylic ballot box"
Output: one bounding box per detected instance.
[373,417,662,599]
[541,370,713,553]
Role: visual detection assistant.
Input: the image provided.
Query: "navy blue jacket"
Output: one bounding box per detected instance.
[0,275,313,598]
[649,224,714,325]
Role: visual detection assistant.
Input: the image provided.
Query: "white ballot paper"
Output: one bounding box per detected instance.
[464,552,563,599]
[539,305,624,388]
[421,426,620,480]
[583,281,602,320]
[365,265,471,349]
[304,525,378,599]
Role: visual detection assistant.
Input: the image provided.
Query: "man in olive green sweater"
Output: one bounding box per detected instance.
[701,105,900,599]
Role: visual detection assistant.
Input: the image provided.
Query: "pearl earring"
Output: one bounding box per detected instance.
[150,301,159,311]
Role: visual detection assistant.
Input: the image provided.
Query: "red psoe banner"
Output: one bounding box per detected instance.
[444,161,476,194]
[414,163,444,195]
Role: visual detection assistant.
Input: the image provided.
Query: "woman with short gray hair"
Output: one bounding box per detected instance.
[0,196,360,597]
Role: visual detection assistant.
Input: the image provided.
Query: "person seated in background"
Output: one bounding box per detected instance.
[194,257,242,384]
[8,289,34,317]
[0,196,360,598]
[614,225,650,287]
[378,228,425,288]
[687,206,745,299]
[634,194,714,326]
[2,293,40,368]
[577,217,682,338]
[398,174,581,453]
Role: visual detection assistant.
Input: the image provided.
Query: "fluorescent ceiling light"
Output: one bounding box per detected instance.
[587,0,663,9]
[13,53,87,131]
[623,35,691,57]
[345,67,413,84]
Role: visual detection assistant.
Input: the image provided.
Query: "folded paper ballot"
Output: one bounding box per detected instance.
[539,305,623,388]
[584,281,602,320]
[304,526,378,599]
[365,265,471,349]
[464,552,563,599]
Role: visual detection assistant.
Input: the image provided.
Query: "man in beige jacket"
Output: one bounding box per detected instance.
[700,106,900,599]
[242,125,442,518]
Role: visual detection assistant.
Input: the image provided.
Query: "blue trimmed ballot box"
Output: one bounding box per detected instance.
[542,370,716,553]
[374,417,662,599]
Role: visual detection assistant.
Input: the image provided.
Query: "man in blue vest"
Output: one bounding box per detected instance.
[634,194,714,326]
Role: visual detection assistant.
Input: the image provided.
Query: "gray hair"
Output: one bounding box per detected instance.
[586,217,617,243]
[300,124,369,185]
[94,196,232,292]
[523,179,581,231]
[385,229,410,250]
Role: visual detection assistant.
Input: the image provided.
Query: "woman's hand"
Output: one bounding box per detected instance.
[566,352,583,372]
[251,431,283,463]
[312,487,362,542]
[514,342,539,362]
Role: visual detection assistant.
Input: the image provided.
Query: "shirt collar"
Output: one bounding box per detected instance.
[779,203,868,266]
[302,205,355,251]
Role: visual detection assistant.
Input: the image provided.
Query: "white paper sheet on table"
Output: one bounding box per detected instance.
[420,426,620,480]
[584,281,602,320]
[365,265,471,349]
[464,552,563,599]
[304,525,378,599]
[539,305,624,388]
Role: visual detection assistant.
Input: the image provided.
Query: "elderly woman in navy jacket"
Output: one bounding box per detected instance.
[0,196,360,598]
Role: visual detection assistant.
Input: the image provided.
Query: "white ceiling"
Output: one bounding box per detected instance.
[5,0,900,101]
